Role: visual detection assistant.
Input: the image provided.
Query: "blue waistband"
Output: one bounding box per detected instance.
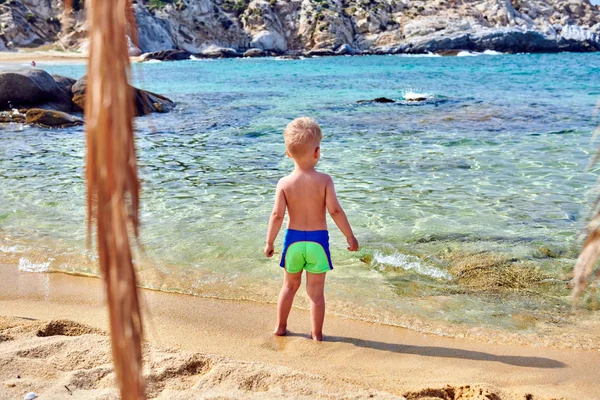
[284,229,329,244]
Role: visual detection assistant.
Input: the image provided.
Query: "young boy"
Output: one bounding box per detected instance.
[264,117,359,341]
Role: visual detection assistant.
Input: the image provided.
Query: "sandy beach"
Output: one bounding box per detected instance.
[0,50,88,65]
[1,264,599,400]
[0,50,145,65]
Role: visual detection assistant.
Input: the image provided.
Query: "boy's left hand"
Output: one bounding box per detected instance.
[264,243,275,258]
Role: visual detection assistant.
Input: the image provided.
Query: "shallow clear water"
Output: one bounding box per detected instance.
[1,53,600,344]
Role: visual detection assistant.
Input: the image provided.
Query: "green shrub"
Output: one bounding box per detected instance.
[222,0,250,17]
[25,12,36,23]
[269,0,276,7]
[148,0,172,9]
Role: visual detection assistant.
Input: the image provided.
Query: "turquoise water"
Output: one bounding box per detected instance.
[1,53,600,343]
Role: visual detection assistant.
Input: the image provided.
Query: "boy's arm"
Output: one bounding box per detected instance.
[264,180,287,258]
[325,176,359,251]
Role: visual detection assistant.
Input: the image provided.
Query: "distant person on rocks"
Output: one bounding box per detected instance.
[31,61,36,67]
[264,117,359,341]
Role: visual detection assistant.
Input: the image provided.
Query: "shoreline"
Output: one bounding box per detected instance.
[0,47,598,67]
[1,263,599,399]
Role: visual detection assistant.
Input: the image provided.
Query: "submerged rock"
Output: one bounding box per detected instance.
[25,108,84,128]
[357,97,396,104]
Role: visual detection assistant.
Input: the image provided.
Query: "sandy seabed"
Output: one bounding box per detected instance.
[1,264,599,399]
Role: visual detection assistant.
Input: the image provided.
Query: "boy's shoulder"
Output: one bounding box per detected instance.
[280,171,332,182]
[314,171,333,184]
[277,171,332,188]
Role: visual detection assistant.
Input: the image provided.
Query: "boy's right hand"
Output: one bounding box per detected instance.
[347,235,359,252]
[264,243,275,258]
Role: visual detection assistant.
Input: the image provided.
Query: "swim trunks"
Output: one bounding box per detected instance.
[280,229,333,274]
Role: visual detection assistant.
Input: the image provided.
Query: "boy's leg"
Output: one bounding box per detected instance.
[306,272,326,341]
[275,269,302,336]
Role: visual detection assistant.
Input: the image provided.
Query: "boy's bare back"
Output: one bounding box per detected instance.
[279,170,331,231]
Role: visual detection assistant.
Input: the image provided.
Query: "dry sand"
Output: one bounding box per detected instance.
[0,49,145,65]
[1,264,599,400]
[0,50,87,65]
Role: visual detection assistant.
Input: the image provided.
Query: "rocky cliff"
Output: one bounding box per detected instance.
[1,0,599,55]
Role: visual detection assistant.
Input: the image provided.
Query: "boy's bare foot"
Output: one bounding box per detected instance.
[274,326,288,336]
[311,331,323,341]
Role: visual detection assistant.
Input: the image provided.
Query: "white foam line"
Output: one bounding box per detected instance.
[373,252,452,280]
[0,245,21,253]
[18,257,53,273]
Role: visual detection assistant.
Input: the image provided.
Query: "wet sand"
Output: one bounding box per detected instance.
[1,263,599,399]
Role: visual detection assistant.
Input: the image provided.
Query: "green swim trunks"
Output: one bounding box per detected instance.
[279,229,333,274]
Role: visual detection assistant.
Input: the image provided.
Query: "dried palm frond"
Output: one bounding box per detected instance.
[76,0,146,398]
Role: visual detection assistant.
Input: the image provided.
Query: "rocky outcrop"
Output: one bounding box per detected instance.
[0,110,26,123]
[243,48,267,57]
[25,108,84,128]
[0,69,175,128]
[0,69,74,112]
[141,49,193,61]
[70,75,175,116]
[0,0,63,48]
[357,97,396,104]
[0,0,599,55]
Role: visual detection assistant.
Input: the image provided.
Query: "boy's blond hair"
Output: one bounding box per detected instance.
[283,117,322,157]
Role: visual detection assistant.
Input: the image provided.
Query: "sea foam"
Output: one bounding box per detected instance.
[403,91,434,101]
[373,252,452,280]
[399,52,441,58]
[18,257,53,273]
[0,245,21,253]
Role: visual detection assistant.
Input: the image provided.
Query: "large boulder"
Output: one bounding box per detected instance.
[250,31,287,53]
[243,48,266,58]
[0,69,73,112]
[141,49,192,62]
[71,75,175,116]
[25,109,84,128]
[196,45,240,59]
